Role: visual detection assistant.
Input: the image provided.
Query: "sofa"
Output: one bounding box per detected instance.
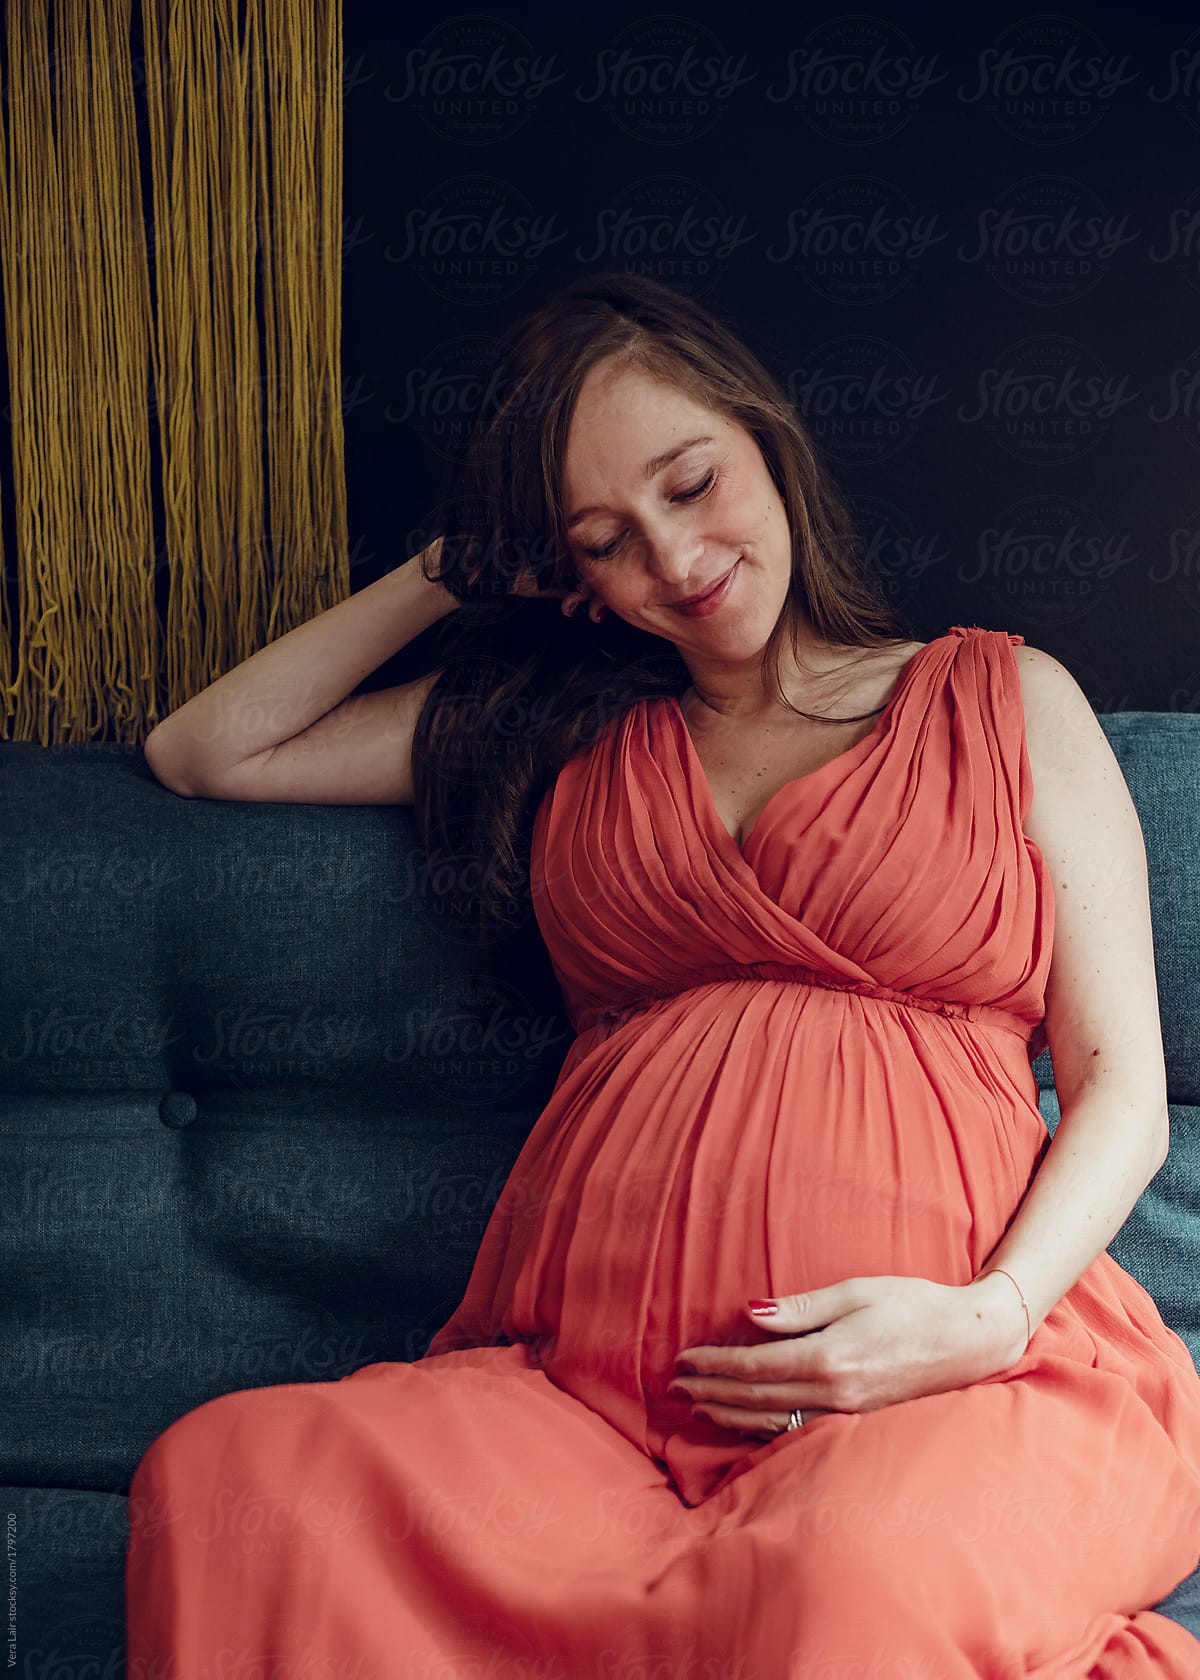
[3,705,1199,1673]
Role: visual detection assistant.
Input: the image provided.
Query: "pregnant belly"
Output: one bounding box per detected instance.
[496,981,1037,1451]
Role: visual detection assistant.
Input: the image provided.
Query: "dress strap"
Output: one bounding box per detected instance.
[948,623,1025,647]
[946,625,1035,825]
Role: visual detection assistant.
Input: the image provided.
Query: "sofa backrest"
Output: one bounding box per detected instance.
[1,717,1197,1495]
[0,742,572,1491]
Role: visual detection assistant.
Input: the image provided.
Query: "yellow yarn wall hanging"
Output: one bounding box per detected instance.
[0,0,347,743]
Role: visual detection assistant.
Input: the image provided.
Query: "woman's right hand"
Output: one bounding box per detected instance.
[508,558,605,621]
[417,537,605,621]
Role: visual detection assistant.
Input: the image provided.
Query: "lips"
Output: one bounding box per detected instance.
[669,560,738,609]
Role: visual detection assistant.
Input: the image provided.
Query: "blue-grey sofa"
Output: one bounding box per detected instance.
[2,708,1199,1672]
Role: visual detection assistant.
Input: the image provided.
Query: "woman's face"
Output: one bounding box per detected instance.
[560,359,794,669]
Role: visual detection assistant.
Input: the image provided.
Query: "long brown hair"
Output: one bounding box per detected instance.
[411,271,913,942]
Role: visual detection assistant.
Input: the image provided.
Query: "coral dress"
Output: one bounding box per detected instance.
[126,625,1200,1677]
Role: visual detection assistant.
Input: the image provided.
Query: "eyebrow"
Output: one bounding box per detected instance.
[565,434,714,528]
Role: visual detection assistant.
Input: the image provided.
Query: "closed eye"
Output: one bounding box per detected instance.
[581,472,717,561]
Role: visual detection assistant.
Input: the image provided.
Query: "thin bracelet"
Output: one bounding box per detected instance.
[978,1267,1032,1353]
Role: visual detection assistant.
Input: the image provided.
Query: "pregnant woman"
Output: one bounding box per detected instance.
[130,270,1200,1676]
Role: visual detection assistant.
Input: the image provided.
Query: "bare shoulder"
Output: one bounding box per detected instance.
[1008,641,1109,779]
[836,636,929,687]
[1010,638,1147,920]
[866,637,928,664]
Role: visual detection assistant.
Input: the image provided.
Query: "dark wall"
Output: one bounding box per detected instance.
[340,2,1200,711]
[2,4,1198,724]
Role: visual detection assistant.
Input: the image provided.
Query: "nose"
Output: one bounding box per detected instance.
[639,525,707,587]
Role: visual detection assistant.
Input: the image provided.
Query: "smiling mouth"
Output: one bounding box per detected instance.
[668,560,739,608]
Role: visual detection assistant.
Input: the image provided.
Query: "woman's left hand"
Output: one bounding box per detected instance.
[669,1274,1026,1439]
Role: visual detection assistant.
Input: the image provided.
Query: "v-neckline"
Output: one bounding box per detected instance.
[661,638,941,860]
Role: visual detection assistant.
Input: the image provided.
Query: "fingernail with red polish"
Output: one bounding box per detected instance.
[748,1299,778,1315]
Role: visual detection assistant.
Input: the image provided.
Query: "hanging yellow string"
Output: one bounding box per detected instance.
[0,0,87,739]
[0,0,157,740]
[66,0,158,738]
[0,15,18,726]
[0,0,347,743]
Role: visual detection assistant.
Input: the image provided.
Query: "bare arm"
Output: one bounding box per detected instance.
[967,643,1171,1352]
[143,546,458,798]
